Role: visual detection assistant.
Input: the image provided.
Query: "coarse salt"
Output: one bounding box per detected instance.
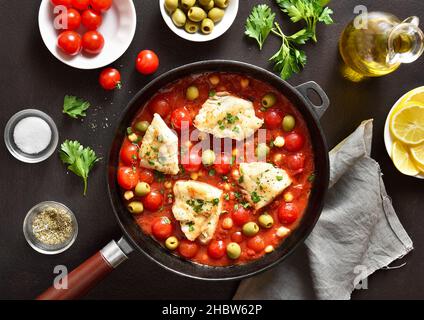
[13,116,52,154]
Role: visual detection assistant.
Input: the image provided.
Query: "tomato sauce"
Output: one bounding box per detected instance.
[117,73,314,267]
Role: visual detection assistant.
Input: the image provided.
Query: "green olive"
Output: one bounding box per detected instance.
[184,20,199,33]
[255,143,270,158]
[261,93,277,108]
[135,182,151,197]
[135,120,150,132]
[258,214,274,229]
[188,7,207,22]
[201,18,214,34]
[186,86,199,100]
[202,149,216,166]
[215,0,229,9]
[242,222,259,237]
[165,236,179,250]
[199,0,211,6]
[203,0,214,10]
[208,7,225,23]
[164,0,178,13]
[127,201,144,214]
[172,8,187,27]
[181,0,196,10]
[226,242,241,259]
[282,115,296,132]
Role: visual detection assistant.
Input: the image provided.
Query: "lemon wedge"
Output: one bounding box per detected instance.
[389,86,424,122]
[390,105,424,145]
[392,141,420,176]
[410,143,424,168]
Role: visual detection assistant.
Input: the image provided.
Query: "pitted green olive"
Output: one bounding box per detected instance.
[255,143,270,158]
[261,93,277,108]
[199,0,211,6]
[188,7,207,22]
[172,8,187,27]
[186,86,199,100]
[165,236,179,250]
[282,115,296,132]
[203,0,214,10]
[258,214,274,229]
[164,0,178,13]
[135,120,150,132]
[135,182,150,197]
[242,222,259,237]
[208,8,225,22]
[227,242,241,259]
[184,20,199,34]
[201,18,214,34]
[215,0,229,9]
[127,201,144,214]
[181,0,196,10]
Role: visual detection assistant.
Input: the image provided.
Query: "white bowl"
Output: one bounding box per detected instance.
[159,0,239,42]
[383,89,424,179]
[38,0,136,69]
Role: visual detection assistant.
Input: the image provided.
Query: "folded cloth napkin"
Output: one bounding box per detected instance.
[234,120,413,300]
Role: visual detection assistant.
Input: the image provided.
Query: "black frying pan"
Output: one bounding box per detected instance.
[37,60,329,300]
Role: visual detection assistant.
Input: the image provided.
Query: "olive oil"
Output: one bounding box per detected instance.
[339,12,424,81]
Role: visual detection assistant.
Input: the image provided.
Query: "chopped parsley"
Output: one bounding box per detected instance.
[154,170,165,182]
[238,175,244,183]
[209,90,216,97]
[224,193,230,201]
[276,176,283,181]
[308,173,316,182]
[208,169,216,176]
[126,127,133,135]
[251,191,261,203]
[148,160,155,166]
[187,222,195,232]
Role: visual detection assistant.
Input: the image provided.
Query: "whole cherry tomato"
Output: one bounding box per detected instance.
[284,133,305,152]
[179,240,199,258]
[286,153,305,170]
[81,9,102,30]
[264,109,283,129]
[143,190,163,211]
[231,231,244,243]
[82,31,104,54]
[182,150,202,172]
[138,169,154,184]
[59,8,81,31]
[71,0,89,10]
[151,217,173,240]
[57,31,82,55]
[120,143,138,165]
[232,206,251,226]
[150,98,171,118]
[278,202,300,225]
[99,68,122,90]
[214,153,231,175]
[207,240,226,259]
[247,236,265,252]
[51,0,72,7]
[136,50,159,75]
[117,166,139,190]
[171,108,192,130]
[90,0,112,12]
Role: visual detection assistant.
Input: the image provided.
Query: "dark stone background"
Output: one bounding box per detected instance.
[0,0,423,299]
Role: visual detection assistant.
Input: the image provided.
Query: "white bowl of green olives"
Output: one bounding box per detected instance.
[160,0,239,42]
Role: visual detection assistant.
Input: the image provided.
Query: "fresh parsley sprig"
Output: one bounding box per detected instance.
[245,4,275,50]
[60,140,100,196]
[62,95,91,119]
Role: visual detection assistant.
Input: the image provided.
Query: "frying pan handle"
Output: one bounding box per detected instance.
[295,81,330,119]
[36,238,132,300]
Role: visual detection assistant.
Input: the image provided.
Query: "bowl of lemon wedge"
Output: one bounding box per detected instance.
[384,86,424,178]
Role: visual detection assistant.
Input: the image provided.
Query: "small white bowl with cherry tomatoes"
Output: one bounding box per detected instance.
[38,0,136,69]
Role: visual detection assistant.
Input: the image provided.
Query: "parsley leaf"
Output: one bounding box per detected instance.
[62,95,91,119]
[245,4,275,50]
[59,140,100,195]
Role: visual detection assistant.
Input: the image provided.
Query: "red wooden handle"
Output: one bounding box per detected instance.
[36,251,113,300]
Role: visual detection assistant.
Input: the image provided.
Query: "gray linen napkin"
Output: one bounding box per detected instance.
[234,120,413,300]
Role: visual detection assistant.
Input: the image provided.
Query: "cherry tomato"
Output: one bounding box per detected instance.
[139,169,154,184]
[90,0,112,12]
[136,50,159,75]
[179,240,199,258]
[150,98,171,118]
[231,231,243,243]
[278,202,300,225]
[284,133,305,152]
[151,217,173,240]
[182,150,202,172]
[58,8,81,30]
[99,68,121,90]
[264,109,283,129]
[117,166,138,190]
[232,207,251,226]
[247,236,265,253]
[57,31,82,56]
[207,240,226,259]
[82,31,104,54]
[71,0,89,10]
[120,143,138,165]
[51,0,72,7]
[81,9,102,30]
[286,153,305,170]
[171,108,192,130]
[214,153,231,175]
[143,190,163,211]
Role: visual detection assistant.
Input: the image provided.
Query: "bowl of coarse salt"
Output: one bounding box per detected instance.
[4,109,59,163]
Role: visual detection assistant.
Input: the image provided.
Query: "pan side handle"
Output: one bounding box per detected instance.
[36,238,132,300]
[295,81,330,119]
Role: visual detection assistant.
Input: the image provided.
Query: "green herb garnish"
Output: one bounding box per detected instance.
[245,4,275,50]
[62,95,90,119]
[251,191,261,203]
